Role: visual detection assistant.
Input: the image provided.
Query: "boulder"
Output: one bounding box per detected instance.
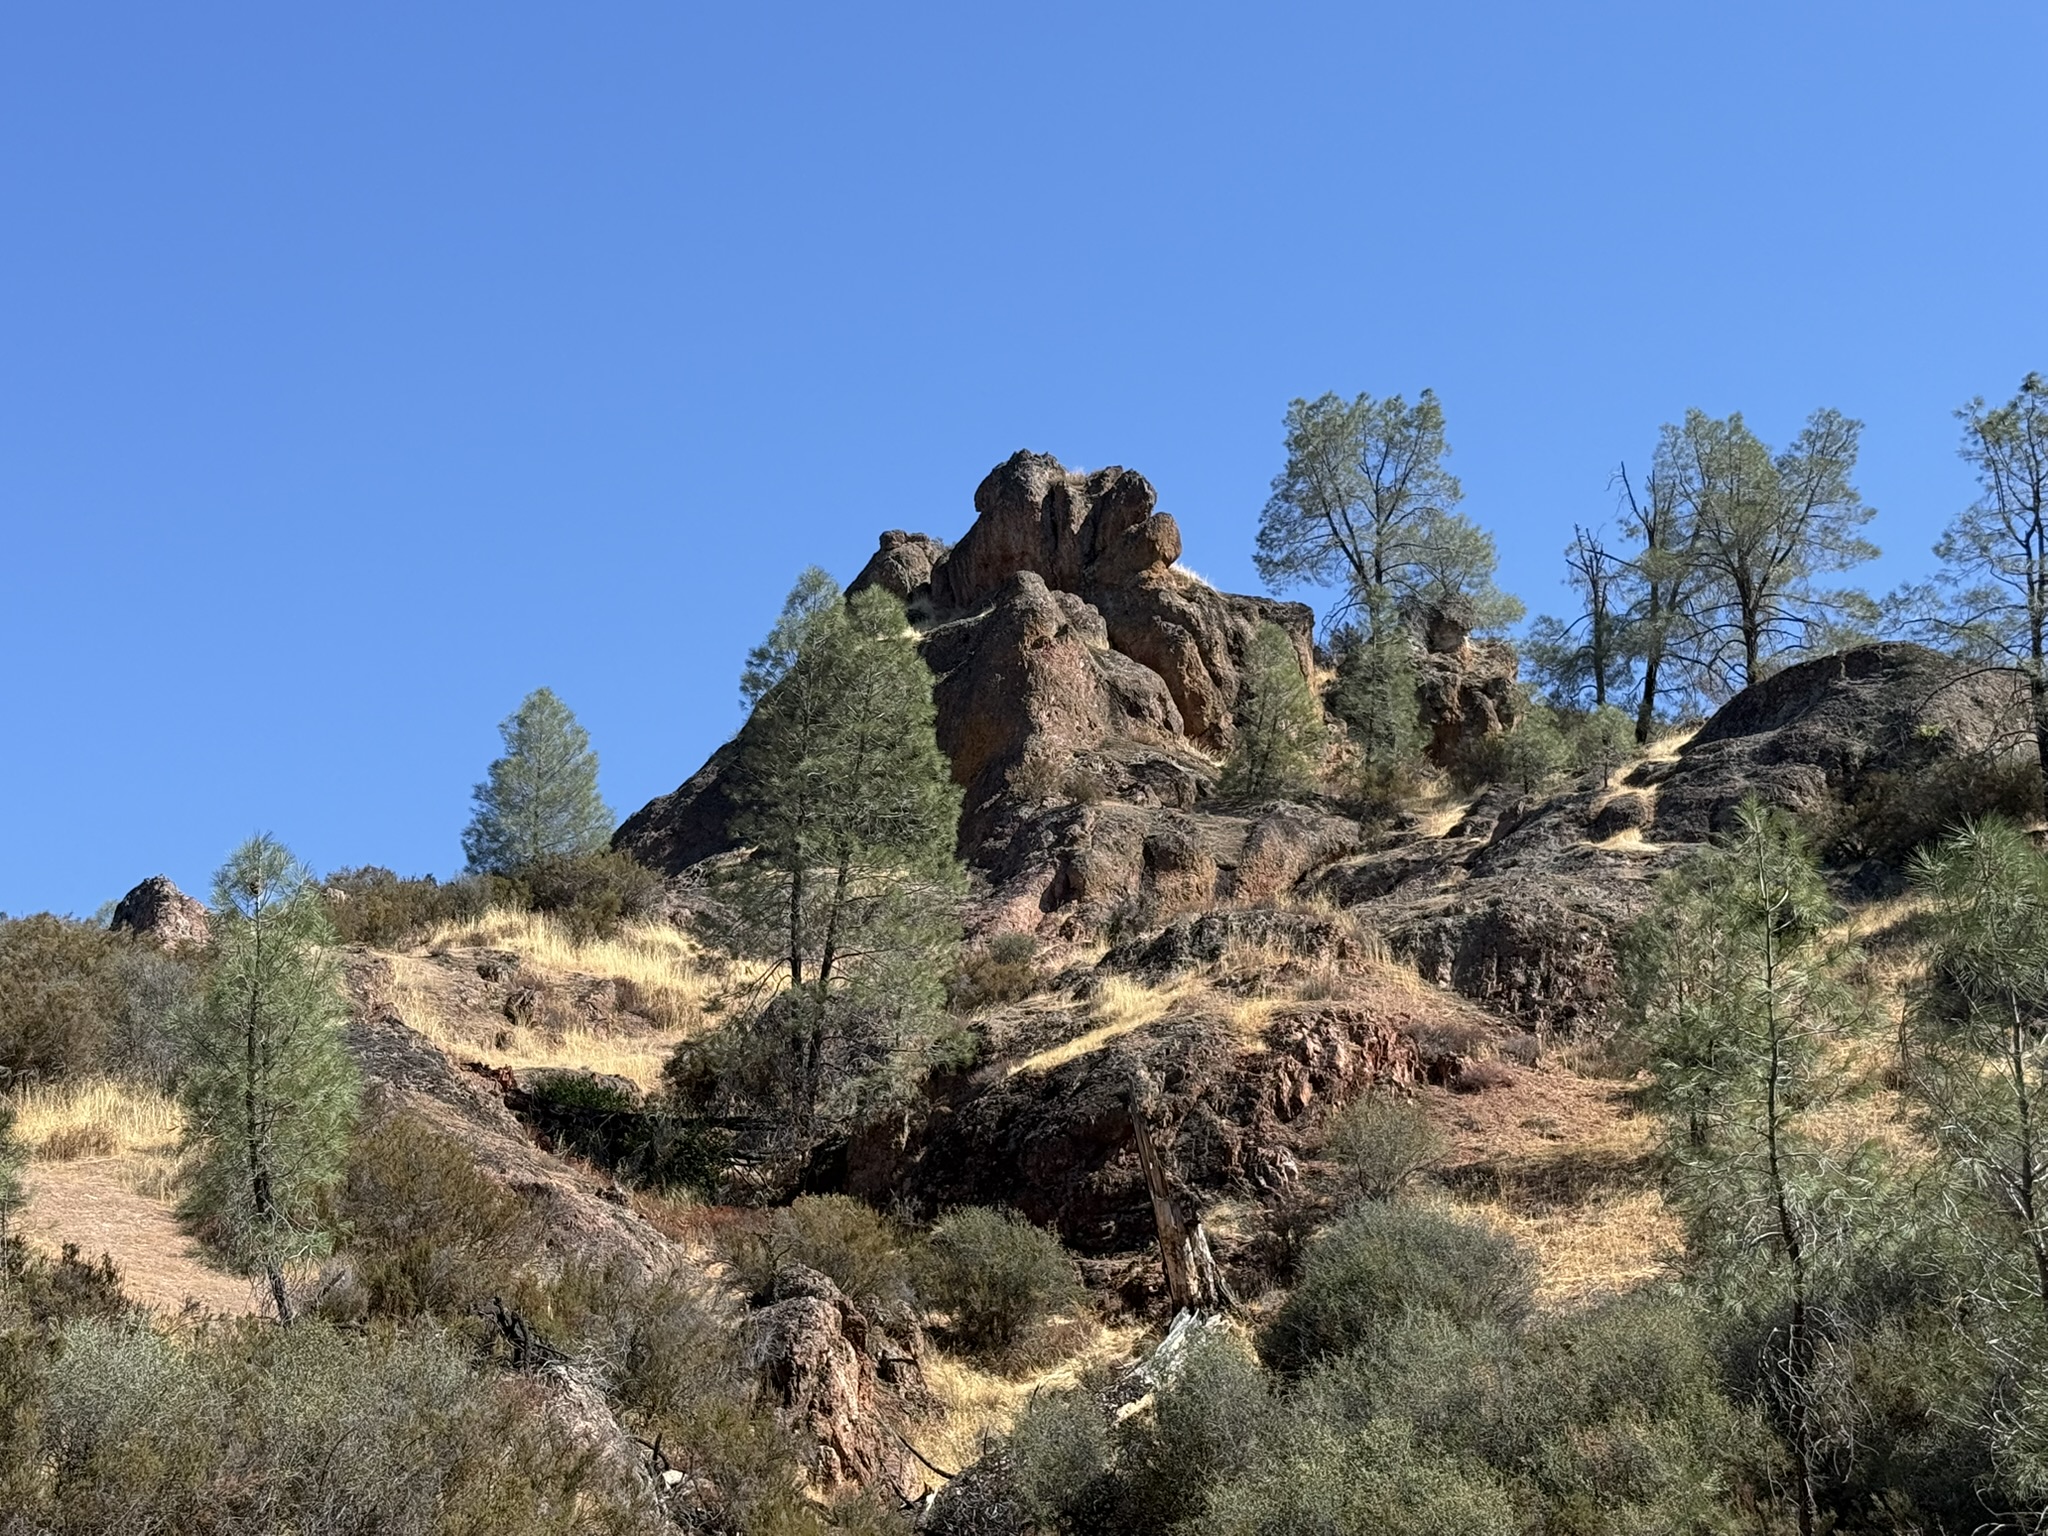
[848,529,949,605]
[842,1002,1424,1253]
[1649,643,2031,846]
[107,875,209,952]
[743,1263,928,1498]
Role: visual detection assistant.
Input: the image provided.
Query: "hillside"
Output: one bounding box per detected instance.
[7,450,2045,1535]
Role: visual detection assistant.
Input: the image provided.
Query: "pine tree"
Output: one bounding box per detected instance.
[461,687,614,875]
[1896,373,2048,794]
[1909,818,2048,1484]
[1220,623,1322,801]
[179,836,359,1322]
[1621,802,1870,1535]
[1256,390,1522,635]
[1325,594,1427,802]
[703,572,964,1143]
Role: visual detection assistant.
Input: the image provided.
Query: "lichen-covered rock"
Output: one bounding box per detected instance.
[107,875,209,952]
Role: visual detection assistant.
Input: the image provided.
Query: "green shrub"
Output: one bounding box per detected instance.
[1005,1385,1116,1529]
[1324,1092,1446,1204]
[949,932,1042,1013]
[0,913,123,1079]
[333,1110,540,1318]
[1113,1327,1275,1531]
[1455,700,1569,795]
[1566,704,1639,788]
[518,851,664,940]
[1259,1203,1533,1373]
[102,942,201,1087]
[322,866,497,947]
[919,1206,1081,1357]
[720,1194,920,1309]
[1199,1416,1517,1536]
[19,1315,650,1536]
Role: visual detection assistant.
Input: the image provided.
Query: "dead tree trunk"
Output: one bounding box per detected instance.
[1126,1083,1232,1314]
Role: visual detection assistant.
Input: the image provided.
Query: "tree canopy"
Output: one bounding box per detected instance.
[461,687,614,875]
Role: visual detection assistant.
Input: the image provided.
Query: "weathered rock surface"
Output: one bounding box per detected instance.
[617,451,1352,932]
[743,1263,929,1498]
[1648,643,2030,844]
[1413,605,1522,767]
[339,952,672,1276]
[843,1002,1424,1253]
[107,875,209,952]
[849,529,949,605]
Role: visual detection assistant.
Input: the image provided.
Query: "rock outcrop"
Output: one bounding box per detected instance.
[743,1263,930,1498]
[843,1001,1426,1255]
[616,451,1359,931]
[1647,643,2030,847]
[1413,604,1522,767]
[107,875,210,952]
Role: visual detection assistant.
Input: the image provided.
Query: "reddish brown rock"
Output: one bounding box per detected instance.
[743,1263,928,1498]
[107,875,210,952]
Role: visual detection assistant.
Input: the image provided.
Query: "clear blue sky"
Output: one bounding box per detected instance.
[5,3,2045,917]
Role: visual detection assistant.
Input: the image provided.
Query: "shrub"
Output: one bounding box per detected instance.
[1200,1416,1517,1536]
[919,1206,1081,1357]
[1567,703,1639,788]
[0,913,123,1080]
[1456,699,1569,794]
[333,1109,540,1318]
[1004,1385,1115,1529]
[518,850,665,940]
[720,1194,920,1309]
[1830,753,2042,866]
[1,1236,128,1326]
[1324,1092,1447,1203]
[949,932,1041,1013]
[102,942,200,1086]
[1113,1327,1275,1531]
[322,866,497,948]
[1259,1203,1534,1373]
[20,1315,651,1536]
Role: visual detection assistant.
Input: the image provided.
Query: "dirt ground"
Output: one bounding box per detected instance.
[18,1159,259,1316]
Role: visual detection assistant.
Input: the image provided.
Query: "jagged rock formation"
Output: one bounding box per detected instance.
[108,874,209,951]
[617,451,1355,932]
[1413,604,1523,767]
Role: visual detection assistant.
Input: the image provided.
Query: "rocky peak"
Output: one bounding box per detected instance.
[620,451,1351,933]
[108,875,210,952]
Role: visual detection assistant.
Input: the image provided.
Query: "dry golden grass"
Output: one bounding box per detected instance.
[1460,1187,1682,1309]
[11,1076,182,1159]
[8,1076,186,1199]
[421,907,724,1032]
[1010,974,1199,1076]
[920,1320,1145,1472]
[377,962,682,1092]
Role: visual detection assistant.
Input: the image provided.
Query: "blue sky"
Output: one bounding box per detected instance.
[5,3,2045,916]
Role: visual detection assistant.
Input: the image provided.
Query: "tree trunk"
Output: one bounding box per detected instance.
[1126,1084,1231,1314]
